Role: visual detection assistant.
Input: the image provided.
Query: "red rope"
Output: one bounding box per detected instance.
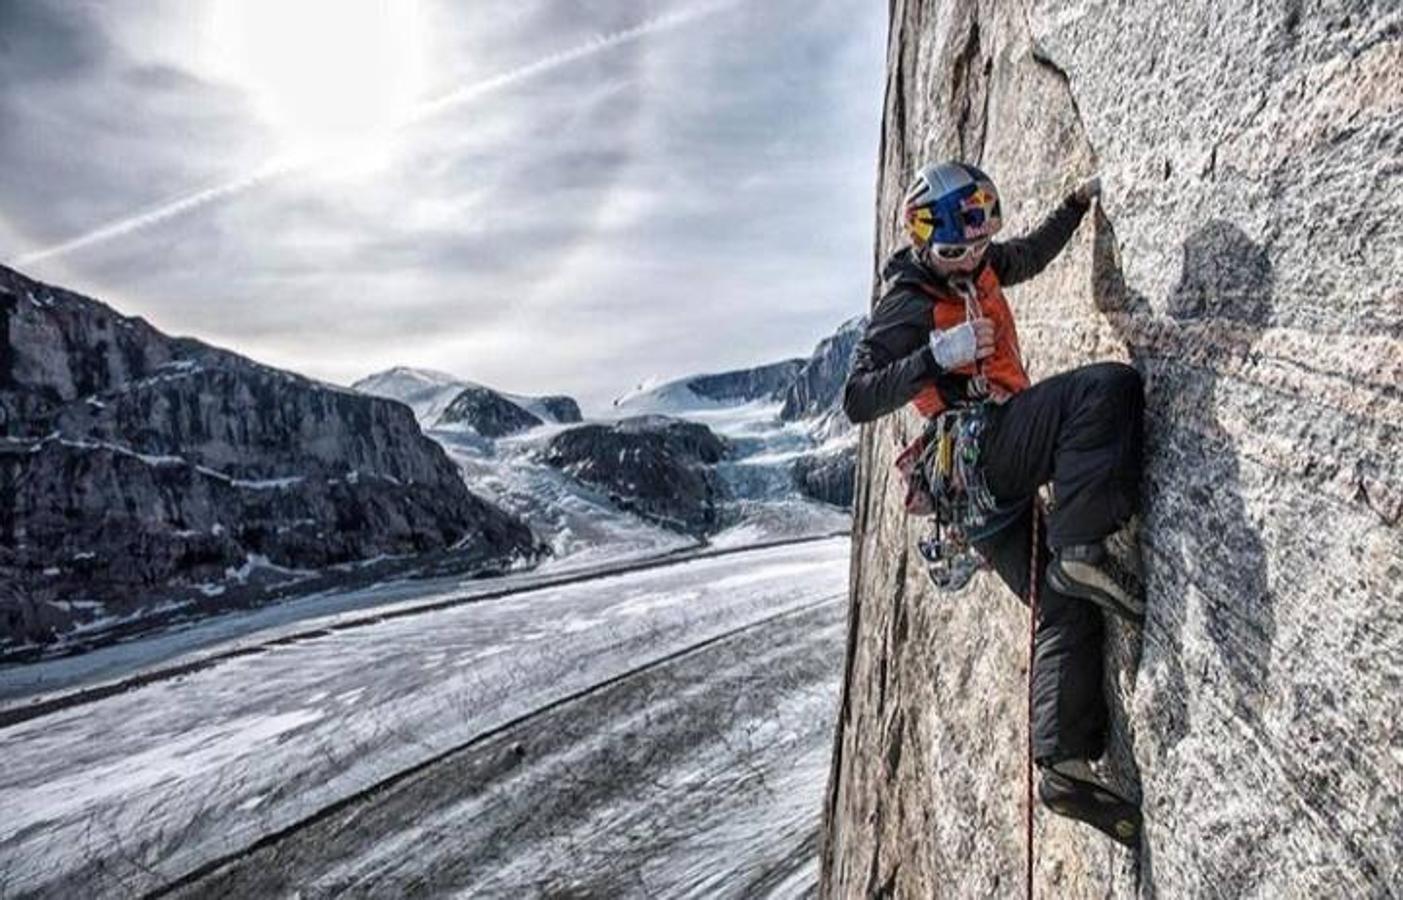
[1025,499,1041,900]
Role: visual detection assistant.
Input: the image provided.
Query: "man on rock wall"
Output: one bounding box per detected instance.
[842,160,1145,846]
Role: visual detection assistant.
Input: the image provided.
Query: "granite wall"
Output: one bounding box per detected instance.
[821,2,1401,896]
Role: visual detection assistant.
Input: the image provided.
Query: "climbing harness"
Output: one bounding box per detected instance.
[894,275,1008,591]
[895,404,999,591]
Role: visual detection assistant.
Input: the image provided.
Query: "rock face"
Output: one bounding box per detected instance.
[687,359,806,404]
[0,266,541,649]
[793,447,857,509]
[780,316,867,422]
[782,318,864,510]
[613,359,805,411]
[822,3,1401,898]
[437,386,544,437]
[536,395,582,424]
[537,416,728,536]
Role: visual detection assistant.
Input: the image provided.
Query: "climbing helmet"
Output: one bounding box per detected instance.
[902,161,1003,251]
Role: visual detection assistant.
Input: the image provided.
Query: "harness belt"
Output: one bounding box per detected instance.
[895,402,1029,591]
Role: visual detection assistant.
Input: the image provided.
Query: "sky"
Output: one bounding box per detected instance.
[0,0,887,414]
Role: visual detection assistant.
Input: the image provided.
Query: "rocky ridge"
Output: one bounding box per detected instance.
[686,359,807,405]
[0,266,541,651]
[612,359,804,412]
[780,315,866,422]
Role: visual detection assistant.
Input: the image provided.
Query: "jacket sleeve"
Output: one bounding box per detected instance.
[987,194,1090,287]
[842,287,940,425]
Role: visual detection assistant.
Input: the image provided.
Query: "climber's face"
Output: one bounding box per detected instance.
[923,237,989,275]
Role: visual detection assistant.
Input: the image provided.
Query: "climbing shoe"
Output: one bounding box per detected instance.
[1038,759,1142,848]
[1048,534,1145,624]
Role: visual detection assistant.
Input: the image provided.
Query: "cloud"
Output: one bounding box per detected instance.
[0,0,886,414]
[10,0,738,267]
[0,2,109,79]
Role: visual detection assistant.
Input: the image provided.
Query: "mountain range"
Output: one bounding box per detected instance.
[356,324,865,557]
[1,264,863,655]
[0,266,541,654]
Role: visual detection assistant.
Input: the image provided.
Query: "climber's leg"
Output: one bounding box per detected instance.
[974,508,1139,847]
[1048,517,1146,623]
[982,362,1147,622]
[981,361,1144,548]
[972,505,1107,764]
[1038,758,1142,847]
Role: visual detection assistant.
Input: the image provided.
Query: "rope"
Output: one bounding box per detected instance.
[953,268,1038,897]
[1025,498,1042,900]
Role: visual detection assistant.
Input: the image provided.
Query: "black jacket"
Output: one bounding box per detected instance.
[841,195,1090,425]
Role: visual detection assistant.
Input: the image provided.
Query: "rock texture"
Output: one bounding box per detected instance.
[822,3,1401,898]
[793,447,858,510]
[537,416,728,536]
[0,266,541,650]
[684,359,806,404]
[781,316,867,422]
[437,385,545,437]
[535,395,582,424]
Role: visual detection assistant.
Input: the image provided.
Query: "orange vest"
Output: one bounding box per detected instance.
[909,265,1031,418]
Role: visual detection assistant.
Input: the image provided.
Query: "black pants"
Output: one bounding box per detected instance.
[971,362,1144,763]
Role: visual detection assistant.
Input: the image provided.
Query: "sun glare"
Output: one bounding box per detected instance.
[204,0,425,170]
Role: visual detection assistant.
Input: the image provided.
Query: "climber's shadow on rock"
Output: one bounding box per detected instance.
[1092,211,1277,877]
[1095,213,1277,714]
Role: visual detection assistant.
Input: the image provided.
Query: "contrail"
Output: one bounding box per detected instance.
[406,1,737,124]
[11,160,296,267]
[12,0,737,267]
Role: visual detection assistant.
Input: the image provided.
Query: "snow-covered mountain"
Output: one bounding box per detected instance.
[359,318,864,565]
[354,367,711,564]
[0,270,865,656]
[611,358,805,415]
[353,367,581,430]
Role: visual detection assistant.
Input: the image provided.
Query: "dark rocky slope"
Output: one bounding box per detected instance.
[0,266,541,650]
[686,358,805,404]
[792,448,856,509]
[437,386,544,437]
[535,395,582,424]
[780,315,865,422]
[821,3,1401,898]
[537,416,728,536]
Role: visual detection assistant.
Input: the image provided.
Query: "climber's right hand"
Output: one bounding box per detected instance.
[929,318,995,370]
[1072,175,1102,205]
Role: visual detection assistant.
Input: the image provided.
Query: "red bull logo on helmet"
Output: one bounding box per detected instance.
[958,183,1001,240]
[902,164,1004,247]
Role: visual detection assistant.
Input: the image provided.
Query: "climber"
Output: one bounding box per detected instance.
[841,160,1146,846]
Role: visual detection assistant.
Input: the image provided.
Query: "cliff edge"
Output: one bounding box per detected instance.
[821,1,1401,896]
